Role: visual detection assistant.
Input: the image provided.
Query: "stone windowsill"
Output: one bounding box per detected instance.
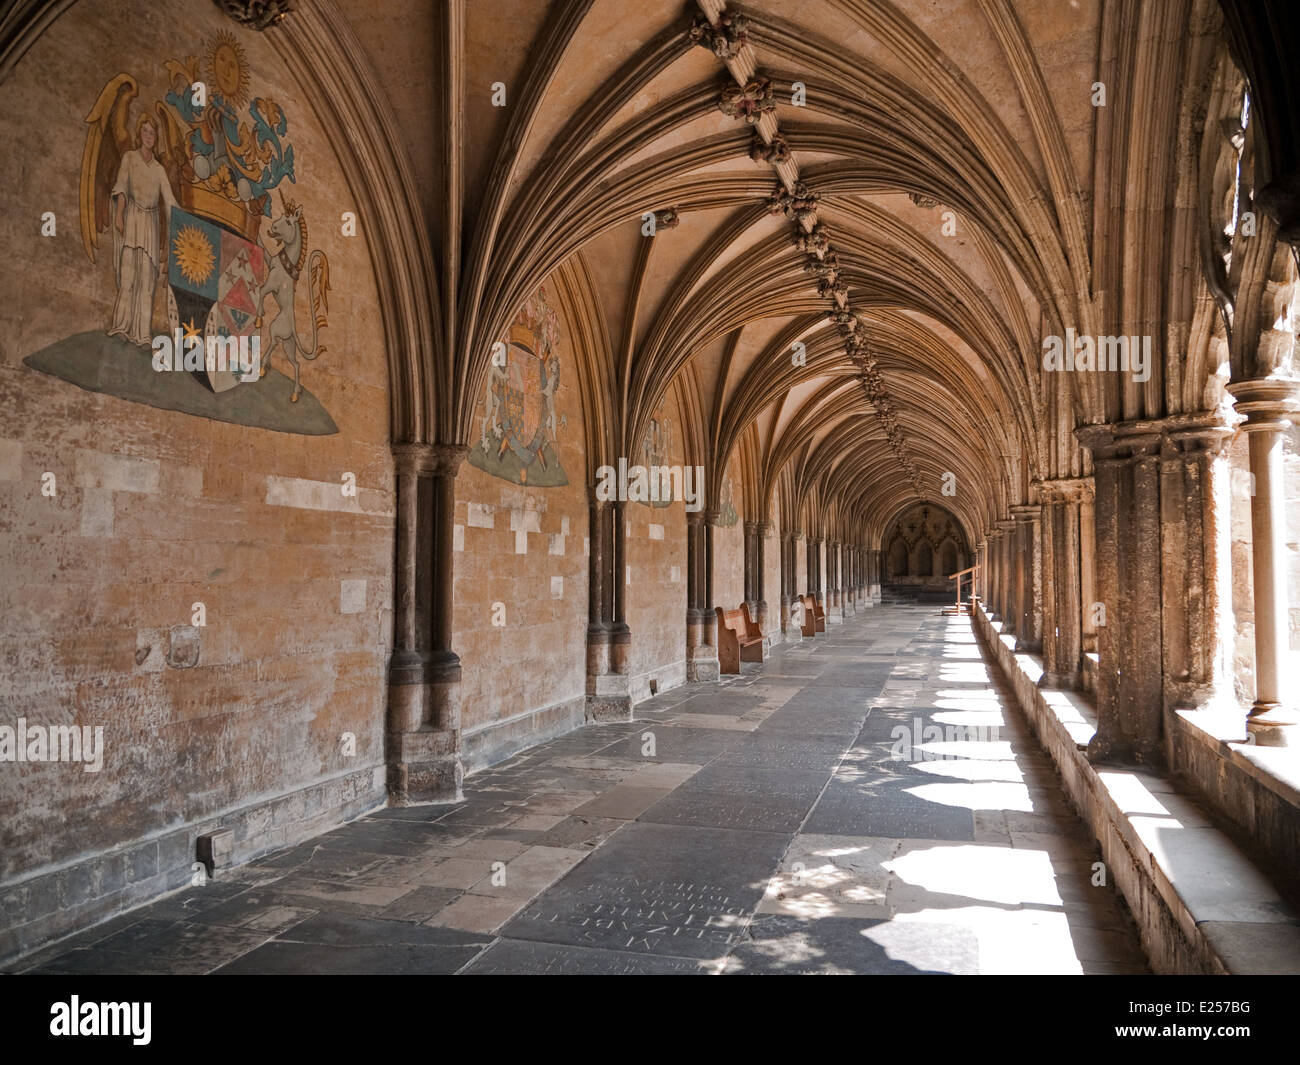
[977,610,1300,974]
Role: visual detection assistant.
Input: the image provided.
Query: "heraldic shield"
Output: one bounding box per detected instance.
[165,206,267,394]
[467,291,568,486]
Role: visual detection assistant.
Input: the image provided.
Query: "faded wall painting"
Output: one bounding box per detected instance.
[637,406,674,508]
[468,286,568,485]
[24,32,337,434]
[715,467,739,527]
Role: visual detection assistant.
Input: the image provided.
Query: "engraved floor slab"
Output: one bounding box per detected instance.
[500,822,790,958]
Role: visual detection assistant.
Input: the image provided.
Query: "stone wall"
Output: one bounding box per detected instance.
[452,284,590,770]
[0,0,393,960]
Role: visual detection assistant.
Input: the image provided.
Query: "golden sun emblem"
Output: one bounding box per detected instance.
[206,31,250,107]
[172,226,215,284]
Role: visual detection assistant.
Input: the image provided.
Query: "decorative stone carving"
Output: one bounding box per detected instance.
[653,207,681,229]
[797,223,831,258]
[749,130,791,165]
[767,180,818,221]
[689,11,750,60]
[908,191,939,209]
[718,78,775,124]
[211,0,294,30]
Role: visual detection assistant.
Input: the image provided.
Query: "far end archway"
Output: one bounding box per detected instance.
[881,502,972,600]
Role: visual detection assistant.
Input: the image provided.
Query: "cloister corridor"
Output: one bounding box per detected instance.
[7,607,1148,976]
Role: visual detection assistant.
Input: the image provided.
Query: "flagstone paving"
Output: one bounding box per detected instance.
[10,606,1149,975]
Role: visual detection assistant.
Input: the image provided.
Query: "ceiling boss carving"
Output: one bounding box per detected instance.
[210,0,295,31]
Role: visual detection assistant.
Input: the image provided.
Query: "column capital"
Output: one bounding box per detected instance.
[1033,476,1095,503]
[1010,504,1040,521]
[1077,411,1240,463]
[686,510,706,527]
[1227,376,1300,432]
[392,442,468,476]
[996,518,1018,532]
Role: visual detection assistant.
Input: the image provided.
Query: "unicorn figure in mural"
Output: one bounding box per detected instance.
[255,191,330,402]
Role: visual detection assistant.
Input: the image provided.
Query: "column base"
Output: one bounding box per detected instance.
[1247,703,1298,747]
[1039,670,1081,690]
[386,729,462,805]
[586,671,634,722]
[687,654,721,682]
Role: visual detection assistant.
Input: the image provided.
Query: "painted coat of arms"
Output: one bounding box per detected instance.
[468,288,568,485]
[24,32,336,434]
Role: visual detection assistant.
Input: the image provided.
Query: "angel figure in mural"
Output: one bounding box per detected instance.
[81,74,184,346]
[108,114,178,344]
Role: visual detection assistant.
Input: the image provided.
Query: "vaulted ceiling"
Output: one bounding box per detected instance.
[336,0,1240,545]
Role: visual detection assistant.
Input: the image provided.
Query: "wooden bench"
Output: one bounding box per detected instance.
[716,604,765,674]
[799,594,826,635]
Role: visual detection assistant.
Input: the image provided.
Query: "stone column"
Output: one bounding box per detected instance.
[827,540,842,622]
[1080,489,1098,655]
[995,520,1017,630]
[1036,478,1090,688]
[387,443,466,805]
[743,520,760,615]
[755,522,770,635]
[870,548,882,604]
[983,528,1000,620]
[1011,504,1042,652]
[800,533,811,600]
[1159,420,1234,725]
[781,530,802,642]
[586,494,612,683]
[975,537,988,610]
[1227,379,1300,744]
[1077,423,1164,765]
[587,496,634,720]
[686,510,720,682]
[844,543,856,617]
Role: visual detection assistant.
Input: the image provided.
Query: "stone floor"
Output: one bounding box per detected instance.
[10,606,1149,975]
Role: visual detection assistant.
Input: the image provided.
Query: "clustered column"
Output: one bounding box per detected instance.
[387,442,467,805]
[781,530,802,642]
[1077,424,1164,764]
[685,510,720,682]
[1011,504,1042,652]
[586,493,635,720]
[1036,478,1090,688]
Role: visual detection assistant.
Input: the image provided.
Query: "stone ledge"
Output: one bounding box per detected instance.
[974,607,1300,975]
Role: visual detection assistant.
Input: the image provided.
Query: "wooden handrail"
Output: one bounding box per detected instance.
[946,565,980,613]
